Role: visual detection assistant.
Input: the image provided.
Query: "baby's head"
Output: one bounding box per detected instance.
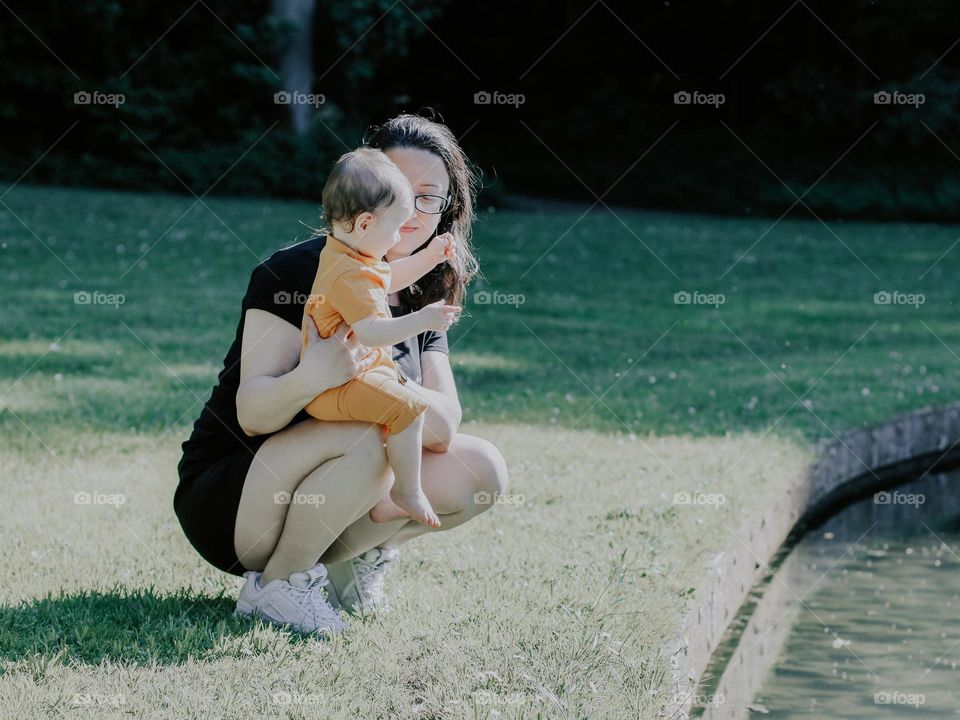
[321,147,414,258]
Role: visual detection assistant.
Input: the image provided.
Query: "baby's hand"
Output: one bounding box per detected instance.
[426,233,456,266]
[417,299,462,332]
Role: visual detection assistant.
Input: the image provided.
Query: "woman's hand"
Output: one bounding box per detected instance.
[298,318,375,395]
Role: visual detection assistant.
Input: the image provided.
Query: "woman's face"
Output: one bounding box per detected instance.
[384,147,450,260]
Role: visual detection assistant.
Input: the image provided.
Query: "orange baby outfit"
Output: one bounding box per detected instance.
[300,235,428,435]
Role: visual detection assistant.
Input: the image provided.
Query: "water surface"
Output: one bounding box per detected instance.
[696,471,960,718]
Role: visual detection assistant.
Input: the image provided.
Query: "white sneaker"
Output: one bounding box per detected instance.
[235,563,347,635]
[326,547,399,615]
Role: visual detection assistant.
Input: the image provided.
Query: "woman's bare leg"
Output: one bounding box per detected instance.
[320,433,508,564]
[234,418,389,582]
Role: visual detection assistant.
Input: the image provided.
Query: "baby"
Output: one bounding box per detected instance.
[301,147,461,528]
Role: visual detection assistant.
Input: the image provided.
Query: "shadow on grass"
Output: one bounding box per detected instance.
[0,586,303,665]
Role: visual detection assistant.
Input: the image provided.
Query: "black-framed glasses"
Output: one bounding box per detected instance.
[414,194,451,214]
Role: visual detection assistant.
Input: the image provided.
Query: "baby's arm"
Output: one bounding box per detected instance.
[351,301,460,348]
[388,233,455,293]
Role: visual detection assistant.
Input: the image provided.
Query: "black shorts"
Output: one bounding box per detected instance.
[174,448,258,577]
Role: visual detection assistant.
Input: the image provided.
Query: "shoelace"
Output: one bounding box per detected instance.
[292,576,337,623]
[355,553,392,598]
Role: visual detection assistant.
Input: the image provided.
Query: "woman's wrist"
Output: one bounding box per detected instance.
[289,362,332,401]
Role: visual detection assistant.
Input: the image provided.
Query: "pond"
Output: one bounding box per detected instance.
[693,469,960,718]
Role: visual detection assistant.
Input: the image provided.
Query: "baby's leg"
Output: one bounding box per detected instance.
[369,413,440,528]
[310,367,436,527]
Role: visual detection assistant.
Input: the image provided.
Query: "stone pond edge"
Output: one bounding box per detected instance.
[665,400,960,718]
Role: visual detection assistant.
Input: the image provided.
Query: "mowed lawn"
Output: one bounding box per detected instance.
[1,185,958,718]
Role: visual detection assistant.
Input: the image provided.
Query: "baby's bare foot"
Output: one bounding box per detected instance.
[389,487,441,528]
[368,495,407,524]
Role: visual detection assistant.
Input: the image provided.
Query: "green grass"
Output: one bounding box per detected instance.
[0,184,957,717]
[1,424,809,718]
[3,185,959,442]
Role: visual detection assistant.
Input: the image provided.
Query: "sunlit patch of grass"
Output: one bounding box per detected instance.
[0,424,808,718]
[450,351,528,371]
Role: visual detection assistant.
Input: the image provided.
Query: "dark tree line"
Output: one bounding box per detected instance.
[2,0,959,218]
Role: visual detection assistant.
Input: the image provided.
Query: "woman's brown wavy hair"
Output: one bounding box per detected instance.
[365,112,480,310]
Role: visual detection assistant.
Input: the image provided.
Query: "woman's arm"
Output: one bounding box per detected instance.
[236,309,371,436]
[415,350,462,453]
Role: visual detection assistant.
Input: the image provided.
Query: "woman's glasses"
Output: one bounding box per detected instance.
[414,194,451,214]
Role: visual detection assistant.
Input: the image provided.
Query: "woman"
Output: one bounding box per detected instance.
[174,113,509,633]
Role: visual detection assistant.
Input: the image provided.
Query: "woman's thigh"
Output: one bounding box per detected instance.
[233,418,387,569]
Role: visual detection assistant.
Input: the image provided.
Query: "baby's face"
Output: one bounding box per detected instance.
[355,192,416,259]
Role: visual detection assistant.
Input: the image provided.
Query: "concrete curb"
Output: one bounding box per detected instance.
[665,401,960,719]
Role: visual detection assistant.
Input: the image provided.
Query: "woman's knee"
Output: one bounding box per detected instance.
[348,422,389,463]
[294,419,388,474]
[460,435,509,498]
[334,423,390,492]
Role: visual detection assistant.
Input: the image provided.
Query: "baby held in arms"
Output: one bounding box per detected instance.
[301,147,460,528]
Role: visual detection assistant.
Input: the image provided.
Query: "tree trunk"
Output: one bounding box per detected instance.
[273,0,315,136]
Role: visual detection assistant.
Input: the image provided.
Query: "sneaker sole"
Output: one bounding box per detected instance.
[234,605,345,635]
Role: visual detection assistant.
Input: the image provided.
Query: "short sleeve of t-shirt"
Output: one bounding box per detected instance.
[241,249,314,329]
[419,329,449,355]
[327,268,389,325]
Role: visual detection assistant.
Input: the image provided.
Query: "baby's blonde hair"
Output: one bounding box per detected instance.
[321,147,411,232]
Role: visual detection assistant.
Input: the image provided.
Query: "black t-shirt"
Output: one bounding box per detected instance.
[178,234,448,477]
